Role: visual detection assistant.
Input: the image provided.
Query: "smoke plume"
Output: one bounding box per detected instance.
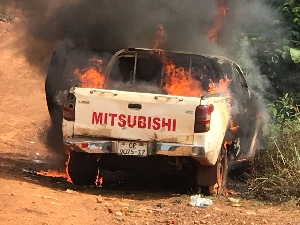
[10,0,281,123]
[10,0,215,71]
[7,0,284,146]
[6,1,282,75]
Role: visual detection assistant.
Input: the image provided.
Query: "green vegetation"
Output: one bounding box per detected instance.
[244,0,300,200]
[247,1,300,95]
[253,94,300,200]
[225,1,300,201]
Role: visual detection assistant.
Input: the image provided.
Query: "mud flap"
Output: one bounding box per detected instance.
[196,163,218,187]
[196,148,228,195]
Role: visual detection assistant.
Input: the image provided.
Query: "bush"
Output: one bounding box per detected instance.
[252,93,300,200]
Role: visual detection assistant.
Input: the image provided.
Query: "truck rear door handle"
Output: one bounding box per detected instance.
[128,103,142,110]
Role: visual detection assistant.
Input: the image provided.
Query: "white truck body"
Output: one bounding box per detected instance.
[46,48,260,193]
[63,87,230,166]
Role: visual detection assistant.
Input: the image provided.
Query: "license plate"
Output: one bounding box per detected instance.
[118,141,147,156]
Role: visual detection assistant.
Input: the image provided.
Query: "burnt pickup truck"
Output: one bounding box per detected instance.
[45,47,261,195]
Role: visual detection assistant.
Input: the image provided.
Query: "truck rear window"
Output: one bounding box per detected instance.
[105,56,164,94]
[105,53,221,96]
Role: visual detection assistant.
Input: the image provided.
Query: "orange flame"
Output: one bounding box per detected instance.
[152,24,238,140]
[163,61,203,97]
[208,0,229,42]
[208,76,239,143]
[229,119,239,132]
[155,52,204,97]
[37,150,72,183]
[152,25,234,97]
[95,169,103,187]
[223,141,232,149]
[154,24,167,49]
[153,25,203,97]
[208,75,231,94]
[223,120,239,149]
[75,58,105,88]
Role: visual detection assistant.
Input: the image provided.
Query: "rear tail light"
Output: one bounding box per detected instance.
[63,93,76,121]
[194,104,214,133]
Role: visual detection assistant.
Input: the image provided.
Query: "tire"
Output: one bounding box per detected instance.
[213,147,228,195]
[45,47,68,129]
[68,151,99,185]
[46,93,63,130]
[197,147,228,195]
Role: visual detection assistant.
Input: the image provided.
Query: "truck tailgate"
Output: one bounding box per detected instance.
[72,88,200,144]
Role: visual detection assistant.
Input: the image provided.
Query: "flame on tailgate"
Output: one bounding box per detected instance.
[75,58,105,88]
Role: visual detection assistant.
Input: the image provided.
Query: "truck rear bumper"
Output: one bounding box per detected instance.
[63,138,205,158]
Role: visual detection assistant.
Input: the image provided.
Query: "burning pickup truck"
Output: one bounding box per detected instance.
[45,47,261,195]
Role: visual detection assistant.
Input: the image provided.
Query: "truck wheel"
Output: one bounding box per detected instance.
[197,147,228,195]
[46,94,63,130]
[45,48,68,129]
[68,151,99,185]
[198,148,228,195]
[212,147,228,195]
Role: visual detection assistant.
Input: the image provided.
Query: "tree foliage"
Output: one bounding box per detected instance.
[250,1,300,200]
[248,0,300,96]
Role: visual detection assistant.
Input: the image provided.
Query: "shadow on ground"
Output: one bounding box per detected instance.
[0,151,201,200]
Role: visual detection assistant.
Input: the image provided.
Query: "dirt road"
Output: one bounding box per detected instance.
[0,21,299,225]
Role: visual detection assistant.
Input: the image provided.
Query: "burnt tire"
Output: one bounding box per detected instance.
[213,147,228,195]
[68,151,99,186]
[46,93,63,130]
[45,47,69,129]
[198,148,228,195]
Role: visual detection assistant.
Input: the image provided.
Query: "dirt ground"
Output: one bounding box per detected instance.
[0,20,300,225]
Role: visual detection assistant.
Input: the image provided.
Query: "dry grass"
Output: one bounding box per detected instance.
[252,120,300,202]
